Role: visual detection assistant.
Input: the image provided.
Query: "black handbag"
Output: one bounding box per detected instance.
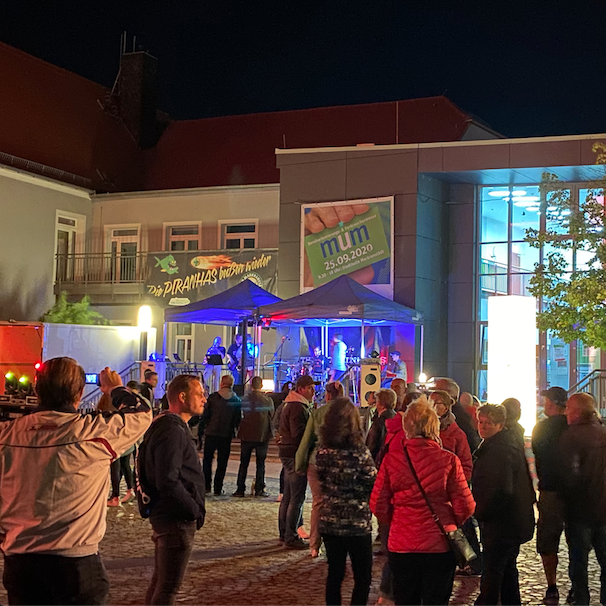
[404,445,477,569]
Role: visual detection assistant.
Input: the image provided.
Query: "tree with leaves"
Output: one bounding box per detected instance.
[40,292,111,325]
[525,143,606,348]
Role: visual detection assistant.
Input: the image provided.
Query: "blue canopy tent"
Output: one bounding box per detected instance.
[163,280,281,384]
[257,275,423,327]
[164,279,281,325]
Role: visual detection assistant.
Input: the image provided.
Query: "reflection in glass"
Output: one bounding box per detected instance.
[481,188,509,242]
[480,243,508,274]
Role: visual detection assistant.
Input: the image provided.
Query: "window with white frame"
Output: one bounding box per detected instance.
[220,222,257,249]
[165,224,200,251]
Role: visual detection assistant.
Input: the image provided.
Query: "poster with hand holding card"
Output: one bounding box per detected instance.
[300,197,394,298]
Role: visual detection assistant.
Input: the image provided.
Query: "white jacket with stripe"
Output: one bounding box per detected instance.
[0,387,152,556]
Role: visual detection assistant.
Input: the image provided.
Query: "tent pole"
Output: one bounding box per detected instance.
[256,322,261,376]
[419,324,424,379]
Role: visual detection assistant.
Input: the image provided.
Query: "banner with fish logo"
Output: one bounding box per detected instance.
[146,248,278,307]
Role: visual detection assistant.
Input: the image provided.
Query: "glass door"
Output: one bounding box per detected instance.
[109,229,138,282]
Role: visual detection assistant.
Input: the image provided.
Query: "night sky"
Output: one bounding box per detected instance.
[2,1,606,138]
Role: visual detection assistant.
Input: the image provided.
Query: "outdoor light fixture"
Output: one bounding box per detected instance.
[487,295,537,435]
[137,305,153,331]
[418,372,427,383]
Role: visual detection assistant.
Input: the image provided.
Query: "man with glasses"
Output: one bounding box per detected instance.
[278,375,318,549]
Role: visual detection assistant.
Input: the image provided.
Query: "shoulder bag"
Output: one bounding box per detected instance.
[404,445,476,569]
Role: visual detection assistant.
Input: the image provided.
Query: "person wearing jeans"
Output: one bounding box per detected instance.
[200,374,241,495]
[233,376,274,497]
[316,398,377,605]
[141,375,207,605]
[278,376,317,549]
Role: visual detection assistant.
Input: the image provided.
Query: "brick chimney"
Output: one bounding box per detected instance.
[119,51,158,149]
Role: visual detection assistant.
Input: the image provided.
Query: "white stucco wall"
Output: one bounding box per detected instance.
[0,165,92,321]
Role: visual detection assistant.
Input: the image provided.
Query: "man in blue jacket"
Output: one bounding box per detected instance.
[141,374,207,606]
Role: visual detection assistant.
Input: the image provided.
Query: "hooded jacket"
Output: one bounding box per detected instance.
[278,390,311,458]
[199,387,241,438]
[472,428,535,545]
[141,412,206,527]
[371,437,475,553]
[366,408,397,462]
[439,412,473,481]
[0,386,151,556]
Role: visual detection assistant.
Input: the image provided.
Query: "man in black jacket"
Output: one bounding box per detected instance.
[200,374,241,495]
[532,386,568,605]
[560,392,606,606]
[366,388,397,462]
[141,374,207,606]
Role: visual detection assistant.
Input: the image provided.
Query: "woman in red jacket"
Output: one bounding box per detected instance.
[371,397,475,605]
[429,390,473,481]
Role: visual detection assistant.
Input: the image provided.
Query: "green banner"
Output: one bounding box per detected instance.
[302,198,392,288]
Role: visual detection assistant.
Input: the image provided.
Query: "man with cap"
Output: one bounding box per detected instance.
[278,375,318,549]
[531,386,569,605]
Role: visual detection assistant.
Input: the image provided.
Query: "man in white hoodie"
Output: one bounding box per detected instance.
[0,357,152,605]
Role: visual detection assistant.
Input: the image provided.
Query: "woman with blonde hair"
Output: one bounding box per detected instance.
[316,397,377,605]
[371,396,475,605]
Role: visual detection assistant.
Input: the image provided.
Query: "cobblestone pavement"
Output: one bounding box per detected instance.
[0,458,602,605]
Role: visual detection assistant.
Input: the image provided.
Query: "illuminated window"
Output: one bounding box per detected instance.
[166,224,200,251]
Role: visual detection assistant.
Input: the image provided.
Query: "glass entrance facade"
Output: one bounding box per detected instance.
[477,184,601,399]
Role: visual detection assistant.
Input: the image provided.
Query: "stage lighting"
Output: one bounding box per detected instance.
[4,372,18,394]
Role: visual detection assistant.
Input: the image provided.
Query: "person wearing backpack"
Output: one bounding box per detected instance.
[139,374,207,605]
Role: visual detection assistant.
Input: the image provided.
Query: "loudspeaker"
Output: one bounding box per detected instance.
[360,358,381,407]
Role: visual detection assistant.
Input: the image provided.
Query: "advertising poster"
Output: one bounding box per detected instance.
[146,249,278,307]
[300,197,393,298]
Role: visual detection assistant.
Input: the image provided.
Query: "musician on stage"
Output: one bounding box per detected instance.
[310,346,329,381]
[381,350,407,387]
[329,334,347,381]
[227,334,243,384]
[204,336,226,393]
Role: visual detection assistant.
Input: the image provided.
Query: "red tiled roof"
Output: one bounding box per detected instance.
[0,42,143,191]
[0,42,495,193]
[143,96,483,190]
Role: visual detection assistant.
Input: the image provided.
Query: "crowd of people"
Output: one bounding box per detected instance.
[1,356,606,606]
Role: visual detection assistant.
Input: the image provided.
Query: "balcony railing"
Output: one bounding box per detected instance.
[55,252,150,287]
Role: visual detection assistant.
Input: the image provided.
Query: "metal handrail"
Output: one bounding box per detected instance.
[567,368,606,418]
[568,368,606,395]
[55,252,150,285]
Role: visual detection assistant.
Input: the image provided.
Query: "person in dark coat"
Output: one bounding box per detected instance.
[502,397,525,452]
[366,388,397,462]
[560,392,606,606]
[199,374,241,495]
[317,397,377,606]
[531,386,568,605]
[233,376,274,497]
[472,404,535,606]
[139,374,207,605]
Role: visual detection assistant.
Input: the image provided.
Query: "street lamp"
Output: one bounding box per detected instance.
[138,305,152,361]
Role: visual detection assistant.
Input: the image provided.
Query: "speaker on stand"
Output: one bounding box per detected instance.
[360,358,381,407]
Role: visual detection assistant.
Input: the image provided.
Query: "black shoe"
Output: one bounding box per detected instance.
[213,490,224,496]
[255,491,270,498]
[232,491,245,497]
[544,586,559,605]
[284,537,309,550]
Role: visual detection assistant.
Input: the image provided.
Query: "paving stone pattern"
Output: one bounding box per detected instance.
[0,466,602,604]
